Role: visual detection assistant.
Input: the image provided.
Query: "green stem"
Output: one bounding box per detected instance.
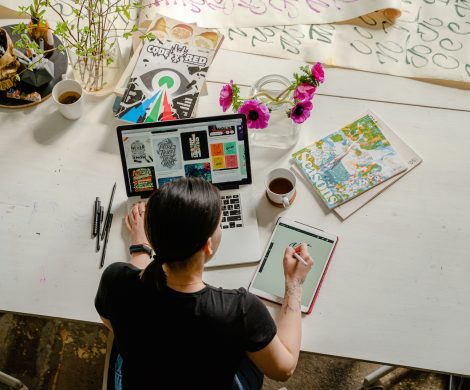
[246,91,292,105]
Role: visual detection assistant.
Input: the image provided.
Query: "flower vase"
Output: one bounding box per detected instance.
[68,37,122,96]
[249,74,300,149]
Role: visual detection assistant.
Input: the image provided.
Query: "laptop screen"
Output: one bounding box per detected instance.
[117,114,252,197]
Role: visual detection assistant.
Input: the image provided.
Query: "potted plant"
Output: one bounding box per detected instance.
[14,0,148,94]
[25,0,54,57]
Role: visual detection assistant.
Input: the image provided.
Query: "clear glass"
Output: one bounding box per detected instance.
[249,74,300,149]
[68,38,122,96]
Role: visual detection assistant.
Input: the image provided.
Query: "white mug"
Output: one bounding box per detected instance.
[52,79,84,120]
[265,168,296,208]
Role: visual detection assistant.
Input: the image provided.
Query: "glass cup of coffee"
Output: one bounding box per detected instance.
[52,79,84,120]
[265,168,296,208]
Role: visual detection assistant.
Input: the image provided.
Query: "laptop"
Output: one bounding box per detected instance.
[116,114,261,267]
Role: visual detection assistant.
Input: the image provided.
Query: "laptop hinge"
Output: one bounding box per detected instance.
[217,183,240,191]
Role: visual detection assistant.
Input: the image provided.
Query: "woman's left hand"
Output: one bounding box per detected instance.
[124,201,150,247]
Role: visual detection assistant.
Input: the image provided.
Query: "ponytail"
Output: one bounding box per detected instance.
[142,255,167,291]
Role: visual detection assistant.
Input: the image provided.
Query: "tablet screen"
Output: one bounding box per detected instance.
[251,222,336,308]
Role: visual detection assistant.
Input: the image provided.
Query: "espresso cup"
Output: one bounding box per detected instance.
[52,79,84,120]
[265,168,296,208]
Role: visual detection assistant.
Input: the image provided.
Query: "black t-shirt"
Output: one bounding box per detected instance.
[95,262,277,390]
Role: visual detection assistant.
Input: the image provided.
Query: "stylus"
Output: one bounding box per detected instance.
[293,252,308,266]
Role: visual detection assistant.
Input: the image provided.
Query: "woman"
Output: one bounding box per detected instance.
[95,178,314,389]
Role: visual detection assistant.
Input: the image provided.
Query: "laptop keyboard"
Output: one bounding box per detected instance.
[220,194,243,229]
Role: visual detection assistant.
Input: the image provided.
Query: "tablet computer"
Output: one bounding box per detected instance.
[248,217,338,314]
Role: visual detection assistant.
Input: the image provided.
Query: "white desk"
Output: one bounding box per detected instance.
[1,52,470,377]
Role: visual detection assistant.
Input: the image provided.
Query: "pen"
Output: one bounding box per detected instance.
[101,182,116,240]
[96,205,103,252]
[100,213,113,269]
[322,141,357,171]
[92,197,99,237]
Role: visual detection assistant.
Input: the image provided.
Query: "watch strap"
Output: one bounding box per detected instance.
[129,244,153,256]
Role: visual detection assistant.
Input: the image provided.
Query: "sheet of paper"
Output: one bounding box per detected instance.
[0,1,138,27]
[220,1,470,84]
[0,5,27,19]
[139,0,401,28]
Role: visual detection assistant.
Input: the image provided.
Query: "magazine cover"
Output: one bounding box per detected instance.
[116,38,215,123]
[292,113,407,209]
[115,15,224,96]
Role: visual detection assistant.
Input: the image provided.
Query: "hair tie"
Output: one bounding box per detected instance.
[153,253,165,265]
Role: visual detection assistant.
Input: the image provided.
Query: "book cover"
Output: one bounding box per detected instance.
[116,38,215,123]
[292,113,407,209]
[333,111,422,219]
[114,15,224,96]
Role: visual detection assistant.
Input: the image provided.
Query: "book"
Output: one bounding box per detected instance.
[114,15,224,97]
[333,111,422,219]
[292,112,407,209]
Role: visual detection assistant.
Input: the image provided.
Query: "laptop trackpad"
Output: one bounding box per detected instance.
[206,226,261,267]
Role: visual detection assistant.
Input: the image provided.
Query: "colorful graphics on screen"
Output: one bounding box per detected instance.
[238,144,247,176]
[184,162,212,181]
[154,137,182,170]
[181,131,209,160]
[208,124,236,137]
[158,176,183,187]
[129,167,156,192]
[211,142,238,170]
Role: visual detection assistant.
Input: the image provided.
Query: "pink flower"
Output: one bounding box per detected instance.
[219,81,233,112]
[311,62,325,84]
[290,100,313,124]
[294,83,316,101]
[238,100,270,129]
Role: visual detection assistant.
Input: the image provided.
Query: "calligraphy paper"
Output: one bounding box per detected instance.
[139,0,401,28]
[220,1,470,84]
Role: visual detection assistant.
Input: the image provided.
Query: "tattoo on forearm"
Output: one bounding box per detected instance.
[282,279,303,314]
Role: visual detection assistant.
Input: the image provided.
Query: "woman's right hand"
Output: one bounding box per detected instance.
[283,243,314,285]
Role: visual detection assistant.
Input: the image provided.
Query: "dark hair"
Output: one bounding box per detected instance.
[142,178,221,290]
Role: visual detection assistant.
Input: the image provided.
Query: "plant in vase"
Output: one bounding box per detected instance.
[13,0,150,93]
[219,63,325,130]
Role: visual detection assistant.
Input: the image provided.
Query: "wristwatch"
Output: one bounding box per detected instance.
[129,244,152,257]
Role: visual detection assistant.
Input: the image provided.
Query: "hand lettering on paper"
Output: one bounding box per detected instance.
[447,21,470,35]
[269,0,300,19]
[238,0,268,15]
[309,24,335,44]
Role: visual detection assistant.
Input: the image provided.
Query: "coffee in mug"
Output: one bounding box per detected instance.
[269,177,294,195]
[58,91,81,105]
[52,79,84,120]
[265,168,297,208]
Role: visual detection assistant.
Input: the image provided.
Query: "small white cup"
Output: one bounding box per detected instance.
[52,79,84,120]
[265,168,297,208]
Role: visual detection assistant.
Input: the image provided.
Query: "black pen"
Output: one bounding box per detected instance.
[100,213,113,269]
[96,205,103,252]
[92,197,99,237]
[101,182,117,240]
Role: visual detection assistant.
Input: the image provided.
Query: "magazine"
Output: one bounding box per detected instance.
[116,38,215,123]
[292,113,407,209]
